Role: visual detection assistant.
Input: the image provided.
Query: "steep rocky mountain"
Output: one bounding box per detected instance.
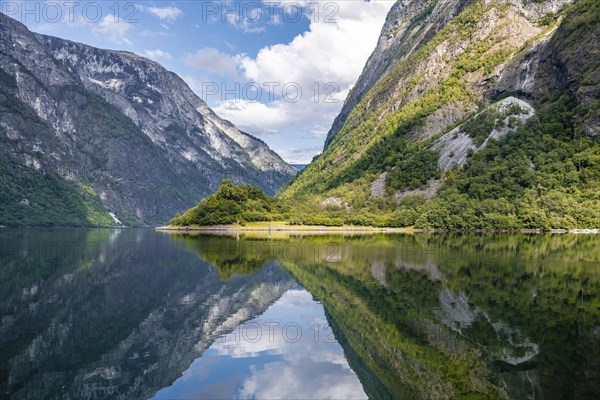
[284,0,599,229]
[324,0,473,149]
[0,14,295,227]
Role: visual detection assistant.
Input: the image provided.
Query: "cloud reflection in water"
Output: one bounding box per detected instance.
[152,288,367,400]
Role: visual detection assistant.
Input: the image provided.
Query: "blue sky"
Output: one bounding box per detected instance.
[3,1,393,163]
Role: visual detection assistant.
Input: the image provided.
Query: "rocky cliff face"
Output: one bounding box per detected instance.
[324,0,474,148]
[324,0,583,149]
[492,0,600,136]
[0,14,295,227]
[284,0,599,229]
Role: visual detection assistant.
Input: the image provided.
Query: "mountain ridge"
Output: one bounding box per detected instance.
[282,0,599,229]
[0,13,295,227]
[324,0,475,149]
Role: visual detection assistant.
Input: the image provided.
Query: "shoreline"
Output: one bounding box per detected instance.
[155,224,599,235]
[1,225,597,234]
[155,224,416,234]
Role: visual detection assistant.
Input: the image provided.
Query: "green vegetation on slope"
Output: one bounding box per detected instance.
[170,94,599,232]
[300,93,598,229]
[170,179,287,226]
[415,93,600,229]
[283,0,518,197]
[0,154,114,227]
[275,0,599,230]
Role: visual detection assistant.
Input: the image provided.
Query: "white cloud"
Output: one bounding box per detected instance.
[184,48,240,79]
[238,360,366,400]
[211,289,367,399]
[209,0,393,160]
[144,49,172,60]
[212,97,338,164]
[238,1,392,91]
[145,6,183,21]
[304,125,329,139]
[213,100,303,132]
[92,16,133,45]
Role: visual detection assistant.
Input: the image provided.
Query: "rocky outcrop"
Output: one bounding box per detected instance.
[324,0,474,148]
[432,97,535,172]
[370,172,388,198]
[285,0,596,203]
[494,0,600,136]
[0,13,295,226]
[396,178,442,202]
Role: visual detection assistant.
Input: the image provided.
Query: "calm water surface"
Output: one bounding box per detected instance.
[0,229,598,399]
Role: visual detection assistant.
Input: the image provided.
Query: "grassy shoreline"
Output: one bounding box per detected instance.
[155,221,599,234]
[156,221,416,233]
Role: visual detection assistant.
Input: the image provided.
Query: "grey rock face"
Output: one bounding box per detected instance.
[325,0,582,150]
[0,14,295,226]
[324,0,473,149]
[494,0,599,136]
[432,97,535,172]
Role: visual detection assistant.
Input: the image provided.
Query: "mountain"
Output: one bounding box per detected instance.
[0,14,295,227]
[283,0,599,229]
[290,163,308,172]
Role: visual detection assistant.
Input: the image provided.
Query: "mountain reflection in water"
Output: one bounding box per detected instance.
[1,229,598,399]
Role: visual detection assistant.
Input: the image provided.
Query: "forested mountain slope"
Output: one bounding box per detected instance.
[283,0,599,229]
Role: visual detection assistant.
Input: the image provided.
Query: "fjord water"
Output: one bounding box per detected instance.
[1,229,598,399]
